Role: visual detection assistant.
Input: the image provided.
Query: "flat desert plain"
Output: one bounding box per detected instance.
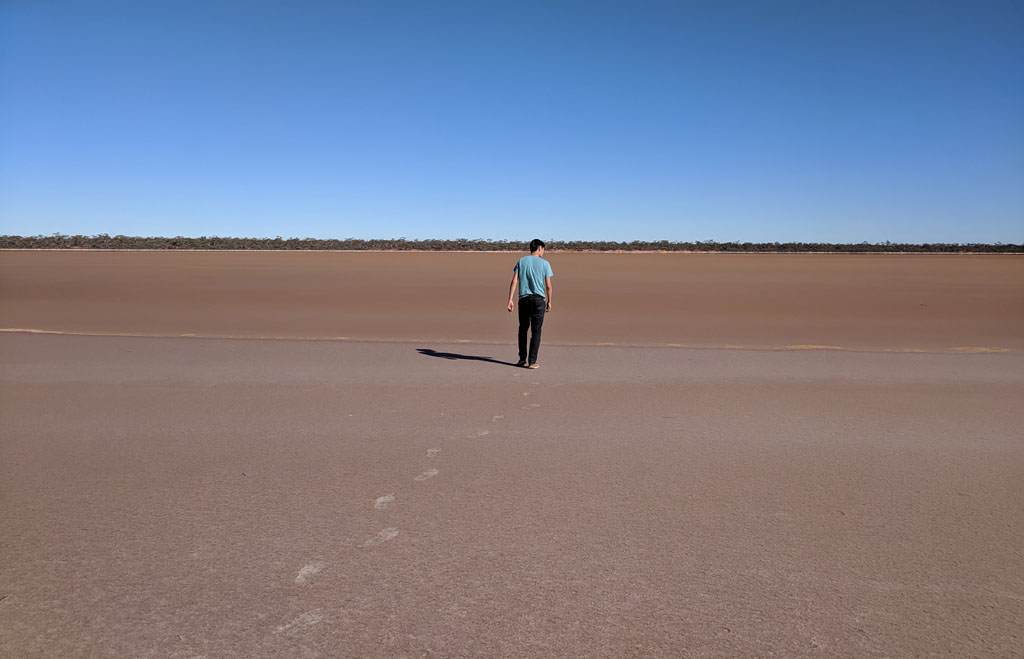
[1,252,1022,658]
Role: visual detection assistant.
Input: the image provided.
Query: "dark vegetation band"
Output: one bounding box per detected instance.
[2,235,1021,253]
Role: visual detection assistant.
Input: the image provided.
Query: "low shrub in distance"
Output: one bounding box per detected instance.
[2,234,1021,253]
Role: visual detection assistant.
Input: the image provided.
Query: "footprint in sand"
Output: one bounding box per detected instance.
[295,562,324,585]
[426,448,441,457]
[363,528,399,546]
[374,494,395,510]
[275,609,324,636]
[415,468,439,481]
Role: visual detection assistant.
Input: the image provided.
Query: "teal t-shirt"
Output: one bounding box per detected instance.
[513,255,553,298]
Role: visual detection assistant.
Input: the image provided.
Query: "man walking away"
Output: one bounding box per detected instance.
[506,239,553,368]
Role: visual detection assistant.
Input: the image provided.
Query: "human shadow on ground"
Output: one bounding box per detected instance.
[417,348,519,367]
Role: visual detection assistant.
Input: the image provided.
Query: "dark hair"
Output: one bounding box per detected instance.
[529,238,545,253]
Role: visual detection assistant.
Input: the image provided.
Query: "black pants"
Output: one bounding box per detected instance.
[517,294,546,364]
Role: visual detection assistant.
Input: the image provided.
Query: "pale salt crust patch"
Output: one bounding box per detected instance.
[363,528,399,546]
[522,402,540,409]
[426,448,441,457]
[374,494,395,510]
[469,430,489,438]
[492,415,504,421]
[415,468,439,481]
[275,609,324,636]
[295,562,324,585]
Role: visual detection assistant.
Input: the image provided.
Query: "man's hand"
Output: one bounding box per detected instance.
[507,300,514,313]
[545,301,552,312]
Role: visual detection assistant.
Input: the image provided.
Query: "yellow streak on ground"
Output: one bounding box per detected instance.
[0,328,1010,355]
[2,328,64,334]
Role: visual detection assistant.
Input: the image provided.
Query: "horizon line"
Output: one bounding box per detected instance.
[3,234,1022,247]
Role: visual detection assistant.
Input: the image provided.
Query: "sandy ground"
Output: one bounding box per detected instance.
[1,253,1022,657]
[1,251,1022,351]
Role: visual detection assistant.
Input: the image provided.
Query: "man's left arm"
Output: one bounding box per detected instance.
[507,273,519,312]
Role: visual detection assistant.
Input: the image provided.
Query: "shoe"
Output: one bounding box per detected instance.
[527,363,540,369]
[516,360,527,367]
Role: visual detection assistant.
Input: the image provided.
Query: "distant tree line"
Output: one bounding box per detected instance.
[1,234,1021,253]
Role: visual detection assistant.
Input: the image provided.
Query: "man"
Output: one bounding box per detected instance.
[506,238,553,368]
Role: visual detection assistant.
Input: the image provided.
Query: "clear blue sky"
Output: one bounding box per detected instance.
[2,1,1021,242]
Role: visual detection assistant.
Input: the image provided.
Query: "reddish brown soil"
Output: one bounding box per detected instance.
[1,253,1022,657]
[1,251,1021,351]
